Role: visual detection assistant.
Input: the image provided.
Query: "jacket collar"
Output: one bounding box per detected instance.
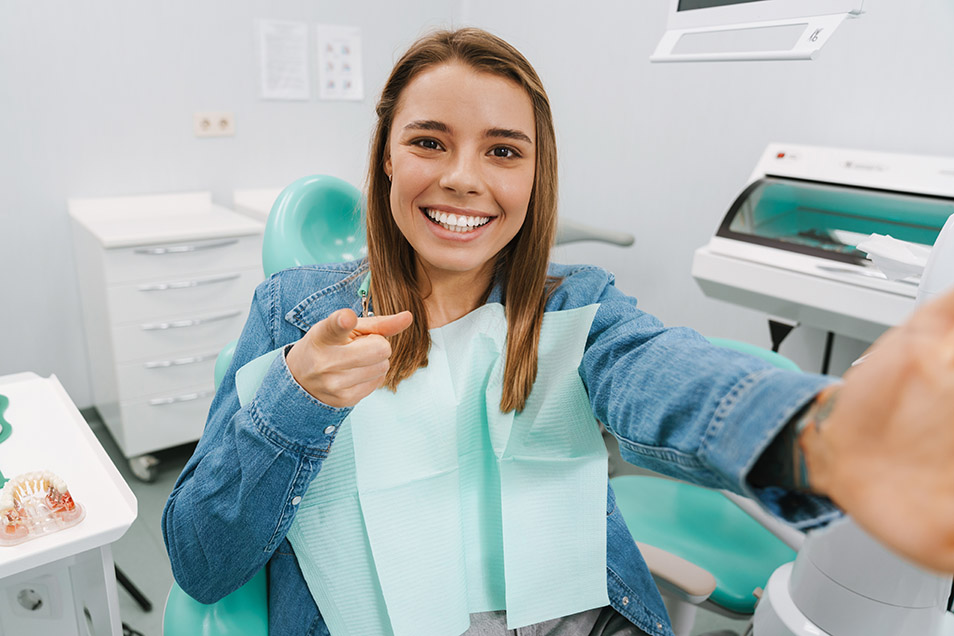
[284,260,369,332]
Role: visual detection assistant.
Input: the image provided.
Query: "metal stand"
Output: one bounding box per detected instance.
[820,331,835,375]
[114,565,152,612]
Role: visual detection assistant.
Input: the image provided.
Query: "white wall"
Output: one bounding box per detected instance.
[0,1,459,406]
[2,1,953,408]
[464,0,954,374]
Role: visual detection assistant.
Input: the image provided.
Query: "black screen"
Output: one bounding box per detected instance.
[678,0,768,10]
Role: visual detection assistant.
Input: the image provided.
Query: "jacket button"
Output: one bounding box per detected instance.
[291,496,302,505]
[621,596,629,605]
[324,425,336,435]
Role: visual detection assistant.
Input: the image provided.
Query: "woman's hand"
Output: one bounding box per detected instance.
[286,308,413,408]
[802,288,954,573]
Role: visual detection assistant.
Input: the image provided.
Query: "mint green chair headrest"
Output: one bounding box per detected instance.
[262,174,366,277]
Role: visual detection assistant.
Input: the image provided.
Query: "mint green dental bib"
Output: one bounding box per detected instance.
[236,303,609,636]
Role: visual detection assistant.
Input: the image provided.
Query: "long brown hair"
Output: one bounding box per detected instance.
[365,28,558,413]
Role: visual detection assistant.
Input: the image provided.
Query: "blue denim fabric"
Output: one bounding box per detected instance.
[162,259,840,636]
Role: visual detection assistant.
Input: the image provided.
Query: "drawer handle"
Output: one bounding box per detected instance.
[144,352,218,369]
[148,389,215,406]
[134,239,239,255]
[138,273,242,292]
[140,310,241,331]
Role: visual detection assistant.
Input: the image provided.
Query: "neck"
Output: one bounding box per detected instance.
[417,260,495,328]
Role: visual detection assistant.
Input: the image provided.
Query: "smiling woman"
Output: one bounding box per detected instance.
[366,30,560,413]
[163,26,954,636]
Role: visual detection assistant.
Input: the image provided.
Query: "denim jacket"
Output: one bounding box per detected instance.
[162,260,839,636]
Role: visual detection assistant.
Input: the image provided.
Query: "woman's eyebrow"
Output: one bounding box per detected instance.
[404,119,449,133]
[485,128,533,144]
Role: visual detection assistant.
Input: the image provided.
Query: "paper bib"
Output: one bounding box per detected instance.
[238,303,609,635]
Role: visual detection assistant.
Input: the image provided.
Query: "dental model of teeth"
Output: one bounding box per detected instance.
[0,470,85,546]
[425,208,491,233]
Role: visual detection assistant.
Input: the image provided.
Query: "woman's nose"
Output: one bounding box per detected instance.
[439,152,483,195]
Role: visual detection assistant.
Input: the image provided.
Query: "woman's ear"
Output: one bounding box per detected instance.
[384,155,392,179]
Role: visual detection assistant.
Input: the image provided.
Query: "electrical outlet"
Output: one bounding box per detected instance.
[5,576,57,618]
[193,111,235,137]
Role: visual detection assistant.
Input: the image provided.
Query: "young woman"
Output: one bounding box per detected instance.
[163,28,954,636]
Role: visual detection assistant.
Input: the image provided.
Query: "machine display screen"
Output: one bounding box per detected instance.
[677,0,767,11]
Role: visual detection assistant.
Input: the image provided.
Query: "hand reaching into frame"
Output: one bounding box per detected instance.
[803,286,954,573]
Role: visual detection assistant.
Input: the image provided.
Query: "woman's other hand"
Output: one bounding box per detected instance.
[802,287,954,573]
[286,308,413,408]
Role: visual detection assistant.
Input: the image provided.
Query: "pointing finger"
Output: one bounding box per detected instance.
[311,308,359,346]
[353,311,414,338]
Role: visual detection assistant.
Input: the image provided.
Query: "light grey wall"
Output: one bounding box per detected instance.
[0,1,458,406]
[464,0,954,375]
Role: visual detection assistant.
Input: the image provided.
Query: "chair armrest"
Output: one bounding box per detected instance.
[636,541,717,605]
[720,490,805,551]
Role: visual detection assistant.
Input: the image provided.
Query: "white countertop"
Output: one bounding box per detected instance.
[232,188,283,223]
[68,191,263,248]
[0,373,137,578]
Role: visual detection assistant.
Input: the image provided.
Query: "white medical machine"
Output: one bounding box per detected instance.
[692,143,954,344]
[691,145,954,634]
[751,214,954,636]
[652,0,864,63]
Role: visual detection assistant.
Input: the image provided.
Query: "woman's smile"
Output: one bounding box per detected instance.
[420,206,496,237]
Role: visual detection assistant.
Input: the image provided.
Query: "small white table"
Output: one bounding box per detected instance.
[0,373,137,636]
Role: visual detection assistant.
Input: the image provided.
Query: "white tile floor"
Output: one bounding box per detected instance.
[88,410,749,636]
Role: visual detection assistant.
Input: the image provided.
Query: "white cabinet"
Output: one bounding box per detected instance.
[69,192,263,465]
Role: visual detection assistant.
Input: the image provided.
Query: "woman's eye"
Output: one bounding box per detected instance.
[413,138,442,151]
[491,146,520,159]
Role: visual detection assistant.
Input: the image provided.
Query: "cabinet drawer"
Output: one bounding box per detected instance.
[119,389,215,456]
[103,234,262,284]
[116,351,219,402]
[107,268,261,324]
[111,307,248,362]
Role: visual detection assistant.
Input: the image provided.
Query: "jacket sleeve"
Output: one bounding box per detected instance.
[576,267,841,529]
[161,278,351,603]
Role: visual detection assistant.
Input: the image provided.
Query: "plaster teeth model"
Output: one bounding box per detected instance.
[0,470,85,546]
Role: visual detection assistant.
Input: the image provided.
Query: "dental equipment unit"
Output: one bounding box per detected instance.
[693,143,954,345]
[694,144,954,635]
[751,212,954,636]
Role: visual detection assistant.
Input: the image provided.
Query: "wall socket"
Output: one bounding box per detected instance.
[193,111,235,137]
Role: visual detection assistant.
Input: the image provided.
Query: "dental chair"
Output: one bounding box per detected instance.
[162,175,636,635]
[163,175,363,636]
[611,340,802,636]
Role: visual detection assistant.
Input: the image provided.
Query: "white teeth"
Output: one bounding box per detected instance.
[424,208,491,233]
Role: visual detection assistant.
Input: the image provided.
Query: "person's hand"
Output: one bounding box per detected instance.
[285,308,413,408]
[802,287,954,573]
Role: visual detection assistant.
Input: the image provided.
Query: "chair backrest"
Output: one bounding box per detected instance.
[214,175,365,391]
[707,337,800,372]
[261,174,366,277]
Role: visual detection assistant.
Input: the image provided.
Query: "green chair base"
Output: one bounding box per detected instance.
[163,569,268,636]
[611,475,795,614]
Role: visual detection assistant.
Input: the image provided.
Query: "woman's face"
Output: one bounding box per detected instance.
[385,62,536,281]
